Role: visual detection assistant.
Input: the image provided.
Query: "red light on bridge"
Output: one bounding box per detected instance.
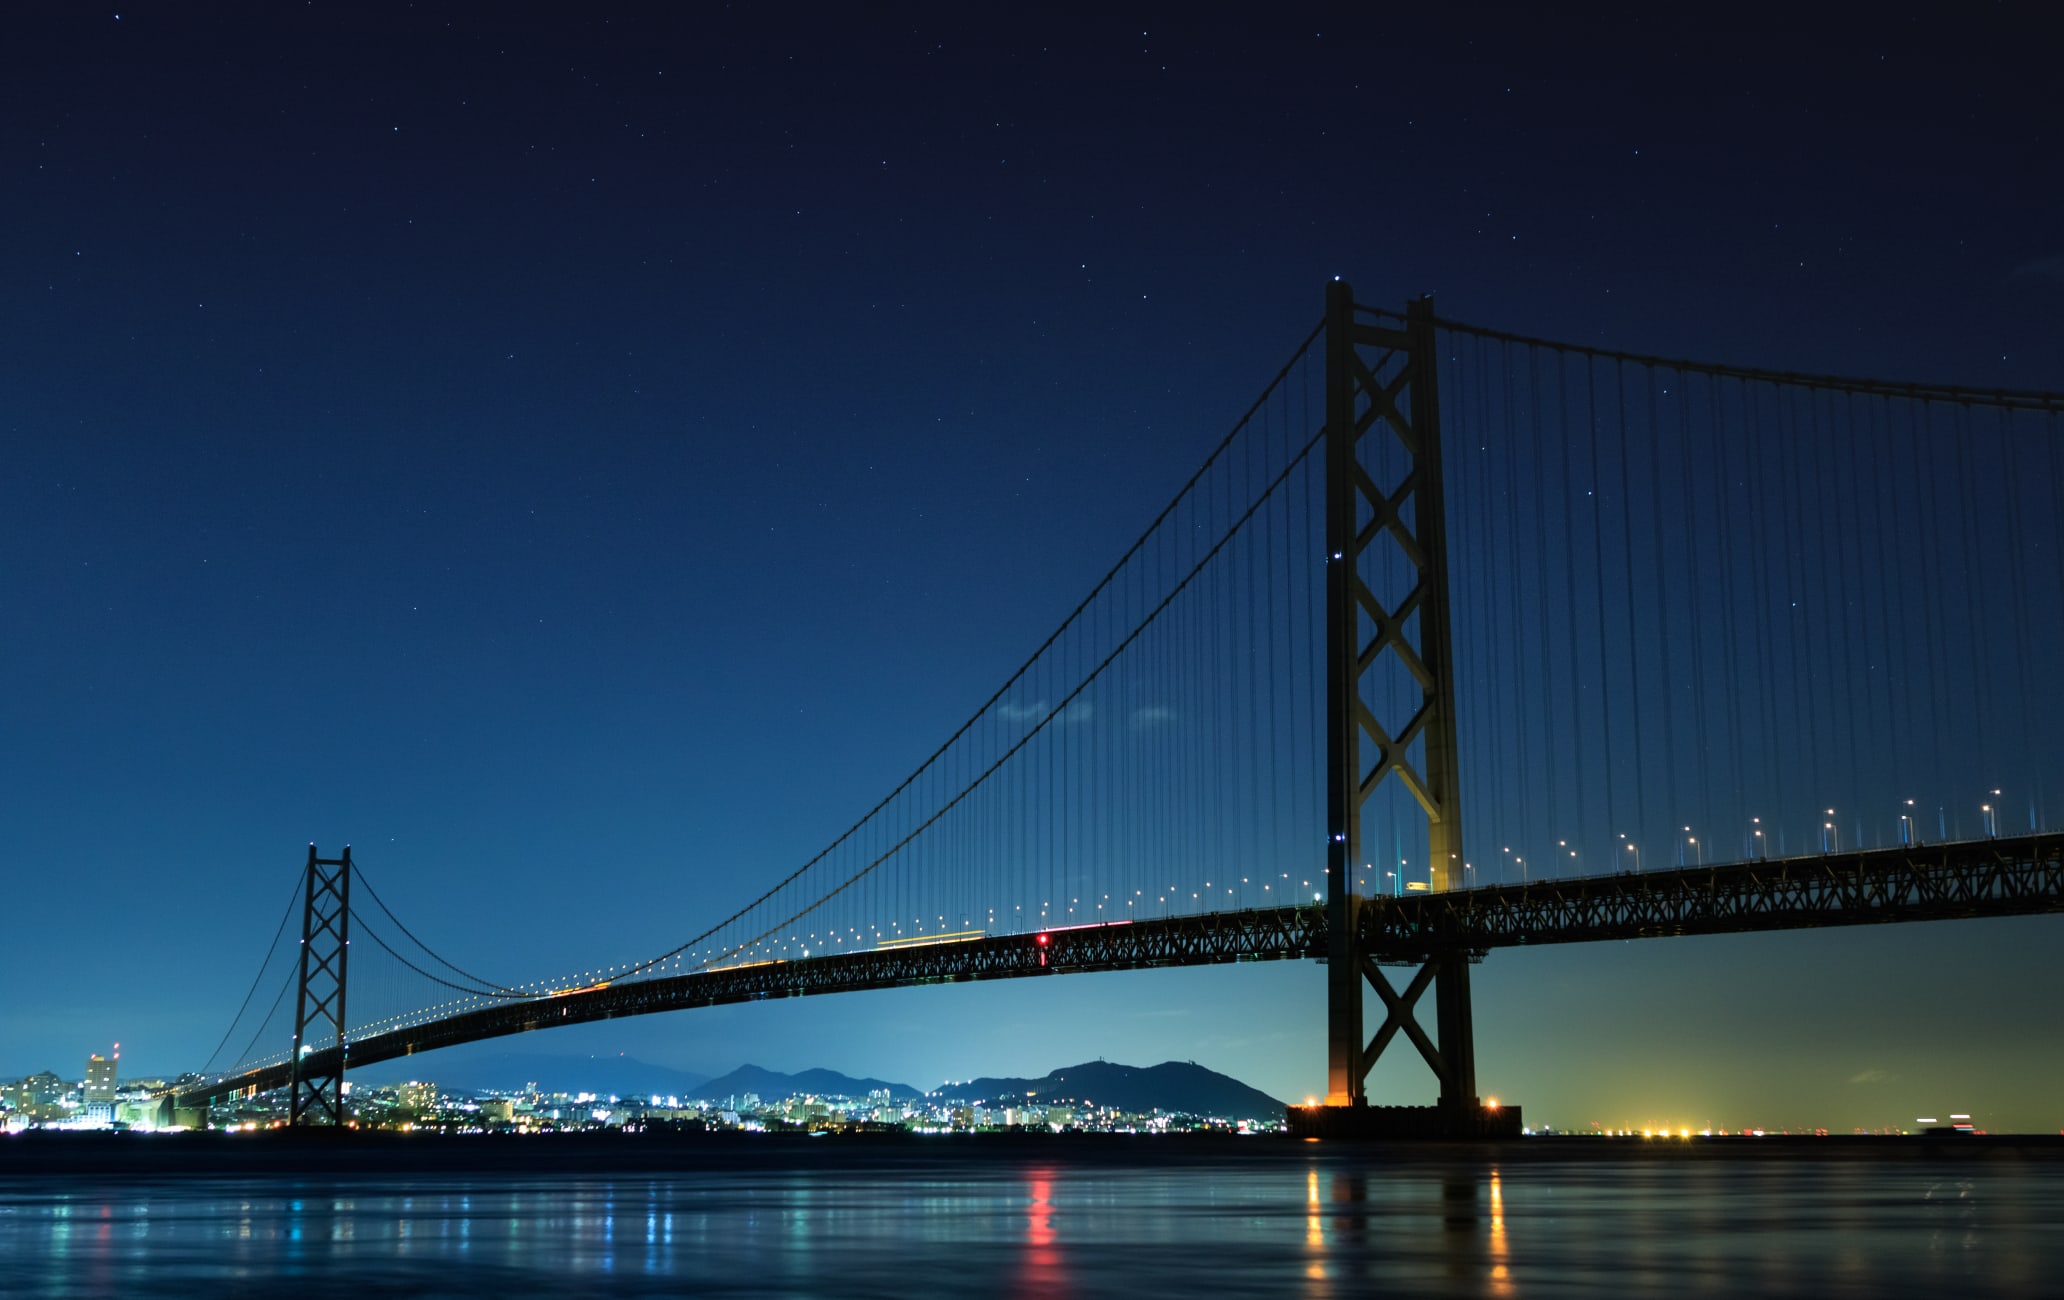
[1036,933,1050,946]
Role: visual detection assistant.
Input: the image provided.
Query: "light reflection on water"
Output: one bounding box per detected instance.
[0,1151,2058,1298]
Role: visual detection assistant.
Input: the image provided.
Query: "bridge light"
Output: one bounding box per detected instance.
[1036,933,1050,946]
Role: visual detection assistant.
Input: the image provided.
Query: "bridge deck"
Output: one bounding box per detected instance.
[179,833,2061,1106]
[1363,832,2064,959]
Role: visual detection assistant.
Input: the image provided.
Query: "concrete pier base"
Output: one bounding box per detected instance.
[1286,1103,1522,1140]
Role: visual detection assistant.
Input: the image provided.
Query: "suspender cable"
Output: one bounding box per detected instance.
[1951,401,1993,797]
[1529,346,1557,865]
[1997,405,2038,831]
[1743,379,1781,850]
[1775,386,1816,836]
[1706,373,1745,842]
[1246,373,1265,903]
[1677,369,1710,850]
[1559,353,1588,853]
[1834,391,1869,844]
[1802,388,1836,828]
[1586,358,1618,846]
[1616,359,1647,845]
[1305,364,1323,890]
[2048,407,2064,826]
[1494,336,1510,870]
[1914,400,1951,822]
[1265,364,1284,898]
[1500,337,1534,869]
[1863,395,1905,826]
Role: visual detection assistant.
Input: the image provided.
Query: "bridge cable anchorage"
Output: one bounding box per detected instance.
[199,869,303,1076]
[702,421,1331,970]
[600,321,1328,982]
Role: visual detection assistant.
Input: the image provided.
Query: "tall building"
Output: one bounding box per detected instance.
[85,1049,117,1104]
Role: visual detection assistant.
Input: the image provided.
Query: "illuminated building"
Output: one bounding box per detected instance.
[398,1080,439,1111]
[85,1050,118,1104]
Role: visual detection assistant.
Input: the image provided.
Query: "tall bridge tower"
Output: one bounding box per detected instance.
[1316,283,1508,1136]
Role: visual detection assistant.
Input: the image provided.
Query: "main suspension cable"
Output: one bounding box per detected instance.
[351,860,526,997]
[199,871,302,1075]
[610,323,1327,980]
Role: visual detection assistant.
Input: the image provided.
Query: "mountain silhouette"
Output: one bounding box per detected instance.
[931,1060,1285,1122]
[694,1063,923,1102]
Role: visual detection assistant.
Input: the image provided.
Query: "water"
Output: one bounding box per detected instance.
[3,1144,2059,1297]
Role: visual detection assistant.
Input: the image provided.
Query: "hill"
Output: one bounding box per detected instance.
[693,1063,923,1103]
[931,1060,1285,1123]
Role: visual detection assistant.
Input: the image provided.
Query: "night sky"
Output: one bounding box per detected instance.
[5,3,2061,1132]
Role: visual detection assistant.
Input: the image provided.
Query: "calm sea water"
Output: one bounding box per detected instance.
[3,1145,2059,1297]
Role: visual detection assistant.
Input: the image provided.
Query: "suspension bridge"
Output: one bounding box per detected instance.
[175,284,2064,1134]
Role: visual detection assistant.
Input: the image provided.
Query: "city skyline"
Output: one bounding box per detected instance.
[0,1047,2019,1140]
[5,4,2062,1133]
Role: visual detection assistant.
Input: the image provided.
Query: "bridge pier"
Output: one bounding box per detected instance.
[1432,951,1476,1119]
[1316,282,1512,1136]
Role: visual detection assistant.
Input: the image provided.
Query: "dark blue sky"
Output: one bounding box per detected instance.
[4,2,2060,1130]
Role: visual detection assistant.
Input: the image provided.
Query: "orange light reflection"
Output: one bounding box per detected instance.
[1488,1168,1512,1296]
[1304,1166,1326,1285]
[1017,1170,1066,1299]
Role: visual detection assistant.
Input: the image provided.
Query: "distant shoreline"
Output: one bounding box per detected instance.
[4,1130,2060,1178]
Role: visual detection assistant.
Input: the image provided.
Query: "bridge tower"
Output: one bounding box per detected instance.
[1318,282,1505,1136]
[287,843,352,1126]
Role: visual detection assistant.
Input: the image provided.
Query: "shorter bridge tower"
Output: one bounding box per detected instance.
[287,844,352,1126]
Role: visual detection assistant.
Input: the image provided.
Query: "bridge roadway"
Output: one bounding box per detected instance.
[179,832,2061,1107]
